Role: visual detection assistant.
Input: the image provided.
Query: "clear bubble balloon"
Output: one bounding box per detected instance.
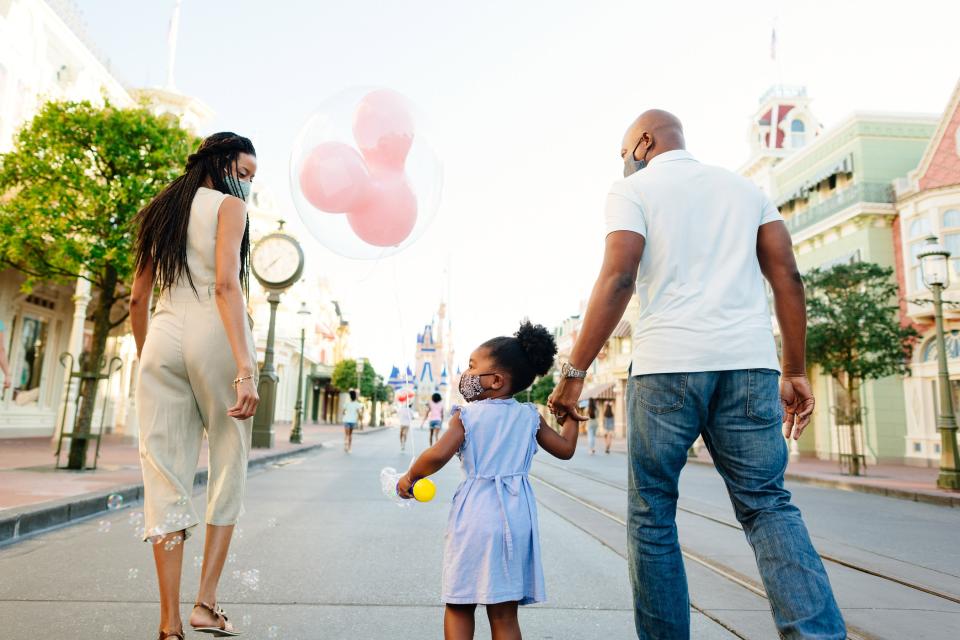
[97,520,111,533]
[290,87,443,260]
[380,467,411,509]
[106,493,124,510]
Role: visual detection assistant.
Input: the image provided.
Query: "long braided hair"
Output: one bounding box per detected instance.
[134,132,256,295]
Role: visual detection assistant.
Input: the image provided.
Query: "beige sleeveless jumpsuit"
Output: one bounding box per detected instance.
[136,186,257,541]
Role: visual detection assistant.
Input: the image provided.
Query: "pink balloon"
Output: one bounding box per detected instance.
[299,142,370,213]
[347,172,418,247]
[352,89,415,171]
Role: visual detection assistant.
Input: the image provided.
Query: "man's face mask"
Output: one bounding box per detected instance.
[623,136,650,177]
[459,372,495,402]
[224,174,252,201]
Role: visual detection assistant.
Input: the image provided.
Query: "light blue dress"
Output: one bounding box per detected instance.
[442,398,545,605]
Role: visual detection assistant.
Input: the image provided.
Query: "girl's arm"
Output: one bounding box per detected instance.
[398,412,465,497]
[215,196,259,420]
[130,257,154,358]
[536,413,579,460]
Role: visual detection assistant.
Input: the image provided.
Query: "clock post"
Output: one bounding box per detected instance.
[250,221,306,449]
[252,290,281,448]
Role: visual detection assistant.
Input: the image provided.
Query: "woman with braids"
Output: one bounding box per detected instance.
[397,320,580,640]
[131,132,260,639]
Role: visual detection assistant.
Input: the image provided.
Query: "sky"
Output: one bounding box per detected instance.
[73,0,960,375]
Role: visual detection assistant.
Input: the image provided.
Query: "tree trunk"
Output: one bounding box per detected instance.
[846,376,863,476]
[66,267,117,470]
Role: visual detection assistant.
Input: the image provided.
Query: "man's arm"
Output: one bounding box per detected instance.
[547,231,644,421]
[757,220,814,439]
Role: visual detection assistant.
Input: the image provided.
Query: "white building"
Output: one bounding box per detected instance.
[0,0,134,436]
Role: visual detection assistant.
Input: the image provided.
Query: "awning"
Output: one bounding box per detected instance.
[775,154,854,207]
[579,382,616,401]
[611,319,632,338]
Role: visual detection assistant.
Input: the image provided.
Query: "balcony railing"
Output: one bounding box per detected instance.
[784,182,894,235]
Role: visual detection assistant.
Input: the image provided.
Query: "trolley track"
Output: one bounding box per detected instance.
[533,458,960,608]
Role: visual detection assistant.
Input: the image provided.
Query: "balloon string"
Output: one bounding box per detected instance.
[390,255,416,466]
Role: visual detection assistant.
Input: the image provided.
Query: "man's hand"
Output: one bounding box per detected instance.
[547,377,588,423]
[781,375,815,440]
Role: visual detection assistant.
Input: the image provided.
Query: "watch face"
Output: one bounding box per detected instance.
[252,235,302,287]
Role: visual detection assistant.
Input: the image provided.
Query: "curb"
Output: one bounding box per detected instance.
[686,457,960,508]
[0,441,327,548]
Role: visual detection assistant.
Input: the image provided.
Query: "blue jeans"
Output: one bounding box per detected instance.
[626,370,845,639]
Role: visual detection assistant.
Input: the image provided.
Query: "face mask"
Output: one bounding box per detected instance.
[224,174,251,201]
[459,372,495,401]
[623,137,649,178]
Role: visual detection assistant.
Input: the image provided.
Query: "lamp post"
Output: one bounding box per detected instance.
[289,302,312,444]
[918,235,960,490]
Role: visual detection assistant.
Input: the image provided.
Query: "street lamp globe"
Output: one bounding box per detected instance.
[297,301,312,328]
[918,235,951,289]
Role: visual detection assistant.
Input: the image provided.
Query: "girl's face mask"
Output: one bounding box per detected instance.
[459,372,496,402]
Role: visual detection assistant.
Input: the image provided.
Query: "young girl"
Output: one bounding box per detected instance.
[398,321,579,640]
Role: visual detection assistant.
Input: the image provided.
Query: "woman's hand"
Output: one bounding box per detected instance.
[228,375,259,420]
[397,473,415,499]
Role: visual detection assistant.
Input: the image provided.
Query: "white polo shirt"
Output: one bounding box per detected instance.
[604,150,783,375]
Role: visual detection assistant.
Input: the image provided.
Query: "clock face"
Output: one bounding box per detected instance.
[252,234,303,288]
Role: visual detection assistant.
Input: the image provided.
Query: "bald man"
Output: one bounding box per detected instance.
[548,110,845,639]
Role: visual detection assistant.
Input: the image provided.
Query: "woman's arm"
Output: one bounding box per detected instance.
[215,196,259,420]
[536,413,579,460]
[130,257,154,359]
[398,412,465,497]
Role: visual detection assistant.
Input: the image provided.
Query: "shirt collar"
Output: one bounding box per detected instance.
[647,149,696,168]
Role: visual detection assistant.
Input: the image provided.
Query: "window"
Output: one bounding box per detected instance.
[914,442,922,453]
[12,316,48,405]
[943,210,960,279]
[909,217,931,239]
[790,119,805,148]
[944,209,960,227]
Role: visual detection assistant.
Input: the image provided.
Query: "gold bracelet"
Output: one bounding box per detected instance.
[233,374,253,387]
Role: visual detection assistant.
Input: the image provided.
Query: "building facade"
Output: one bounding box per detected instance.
[740,85,938,464]
[895,78,960,466]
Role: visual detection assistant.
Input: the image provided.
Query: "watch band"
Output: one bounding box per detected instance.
[561,362,587,379]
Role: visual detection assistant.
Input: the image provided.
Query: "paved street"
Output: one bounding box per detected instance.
[1,427,959,639]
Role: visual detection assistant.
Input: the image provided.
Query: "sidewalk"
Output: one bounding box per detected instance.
[0,421,390,545]
[586,434,960,508]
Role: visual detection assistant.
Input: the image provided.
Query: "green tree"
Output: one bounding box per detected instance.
[804,262,918,475]
[524,372,556,405]
[331,358,381,398]
[0,100,197,469]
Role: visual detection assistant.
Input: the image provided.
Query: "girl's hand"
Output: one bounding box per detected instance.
[228,375,259,420]
[396,473,415,499]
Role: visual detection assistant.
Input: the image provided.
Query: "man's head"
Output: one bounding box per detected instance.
[621,109,685,177]
[349,390,357,402]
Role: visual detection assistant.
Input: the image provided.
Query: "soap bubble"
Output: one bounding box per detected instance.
[241,614,252,627]
[235,527,244,540]
[147,526,165,545]
[163,534,183,552]
[231,570,241,581]
[380,467,411,509]
[241,569,260,592]
[133,527,145,540]
[193,555,204,569]
[128,511,144,527]
[127,568,139,580]
[289,86,443,260]
[106,494,124,510]
[266,517,278,528]
[228,553,237,564]
[97,520,111,533]
[267,625,279,639]
[176,495,189,507]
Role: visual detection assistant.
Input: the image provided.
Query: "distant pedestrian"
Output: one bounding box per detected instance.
[548,110,845,638]
[342,390,363,453]
[586,399,599,455]
[398,400,415,451]
[423,391,445,446]
[602,402,615,454]
[398,321,580,640]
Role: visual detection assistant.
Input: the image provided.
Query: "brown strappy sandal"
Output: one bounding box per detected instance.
[157,632,184,640]
[192,601,241,636]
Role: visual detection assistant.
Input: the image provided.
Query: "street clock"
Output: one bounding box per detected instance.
[251,229,304,291]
